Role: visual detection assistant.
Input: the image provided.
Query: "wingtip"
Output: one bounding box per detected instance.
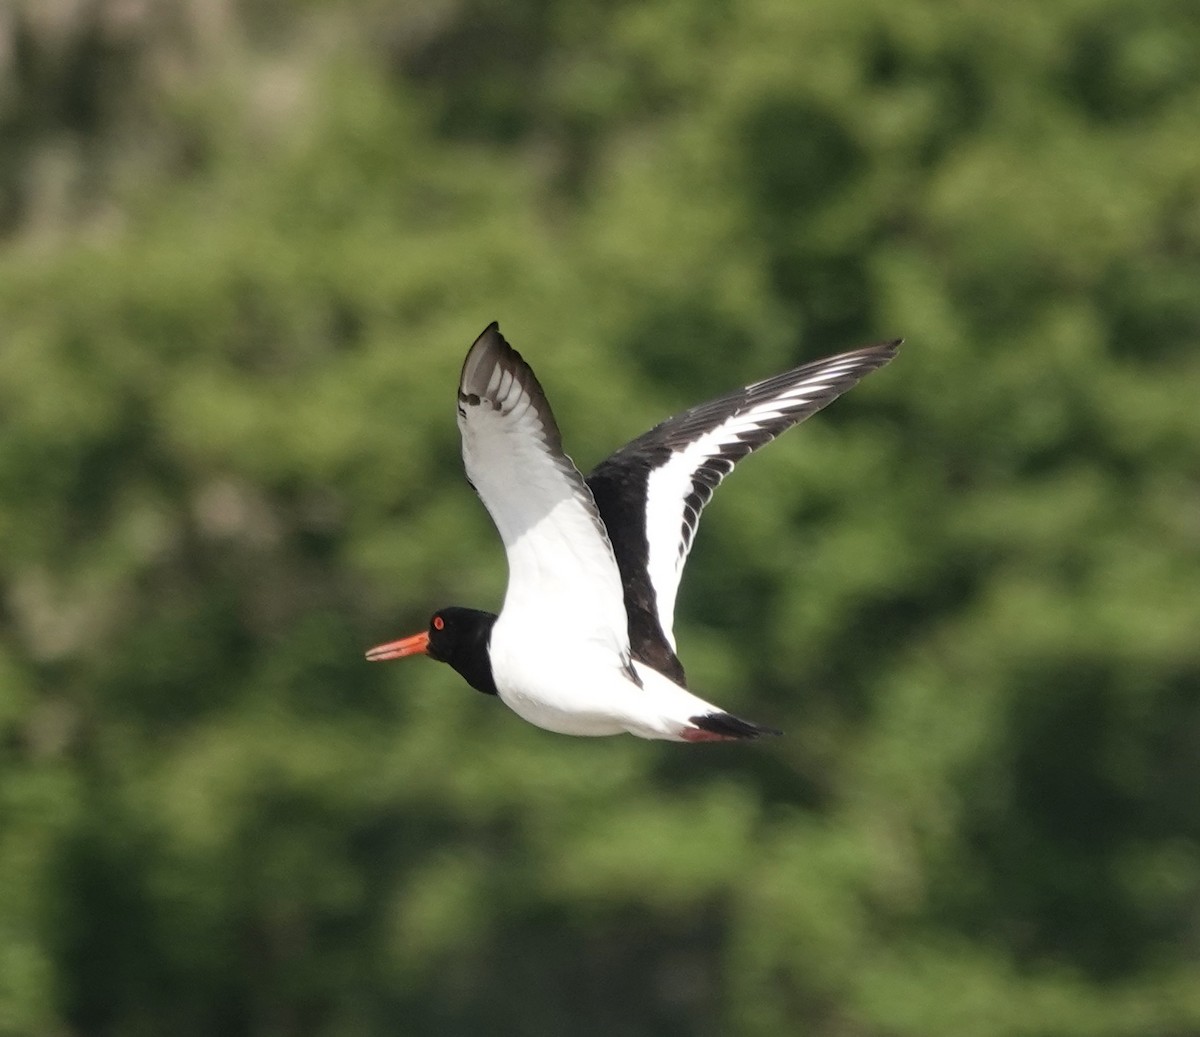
[841,338,903,364]
[462,321,515,397]
[457,322,560,443]
[471,320,504,349]
[864,337,903,365]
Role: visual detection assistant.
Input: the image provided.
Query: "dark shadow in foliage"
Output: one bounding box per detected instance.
[1134,665,1200,843]
[387,0,560,145]
[384,0,652,198]
[1059,12,1199,124]
[1100,254,1200,364]
[47,800,250,1037]
[865,32,988,168]
[740,98,864,231]
[619,304,762,399]
[817,566,982,724]
[0,9,148,235]
[768,247,875,347]
[739,100,876,345]
[945,657,1200,979]
[390,900,728,1037]
[90,580,255,730]
[3,10,135,136]
[948,261,1068,340]
[50,823,161,1034]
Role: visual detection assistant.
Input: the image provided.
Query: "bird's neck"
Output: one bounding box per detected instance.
[450,611,500,696]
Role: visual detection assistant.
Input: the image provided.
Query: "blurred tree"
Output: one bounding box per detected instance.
[1,0,1198,1035]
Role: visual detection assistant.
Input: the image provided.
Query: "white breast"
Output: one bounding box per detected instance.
[489,613,724,740]
[488,614,633,736]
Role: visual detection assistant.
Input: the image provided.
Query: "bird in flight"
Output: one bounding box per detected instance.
[367,323,899,742]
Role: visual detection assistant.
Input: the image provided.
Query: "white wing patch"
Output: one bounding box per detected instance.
[640,351,892,647]
[457,326,632,663]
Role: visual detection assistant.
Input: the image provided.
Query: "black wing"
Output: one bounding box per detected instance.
[587,340,901,684]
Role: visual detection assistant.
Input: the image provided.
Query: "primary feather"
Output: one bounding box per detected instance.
[587,341,901,683]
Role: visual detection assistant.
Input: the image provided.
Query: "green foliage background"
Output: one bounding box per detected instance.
[2,1,1198,1034]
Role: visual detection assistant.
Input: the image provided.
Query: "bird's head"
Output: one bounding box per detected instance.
[366,606,499,696]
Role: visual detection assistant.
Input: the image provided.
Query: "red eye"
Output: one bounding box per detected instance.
[432,615,445,631]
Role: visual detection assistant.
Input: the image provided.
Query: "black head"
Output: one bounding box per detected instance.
[366,606,499,696]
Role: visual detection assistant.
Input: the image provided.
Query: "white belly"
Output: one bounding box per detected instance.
[499,687,629,736]
[490,632,633,736]
[489,618,720,740]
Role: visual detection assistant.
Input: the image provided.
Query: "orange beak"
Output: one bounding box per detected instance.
[365,630,430,662]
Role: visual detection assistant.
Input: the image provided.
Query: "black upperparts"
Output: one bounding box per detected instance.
[586,461,687,685]
[586,340,901,685]
[427,607,500,696]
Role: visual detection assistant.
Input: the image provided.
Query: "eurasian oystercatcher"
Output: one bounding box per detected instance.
[367,324,899,742]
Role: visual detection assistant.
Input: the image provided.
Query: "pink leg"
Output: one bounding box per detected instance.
[680,726,738,743]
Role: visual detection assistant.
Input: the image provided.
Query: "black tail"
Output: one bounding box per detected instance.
[689,712,783,740]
